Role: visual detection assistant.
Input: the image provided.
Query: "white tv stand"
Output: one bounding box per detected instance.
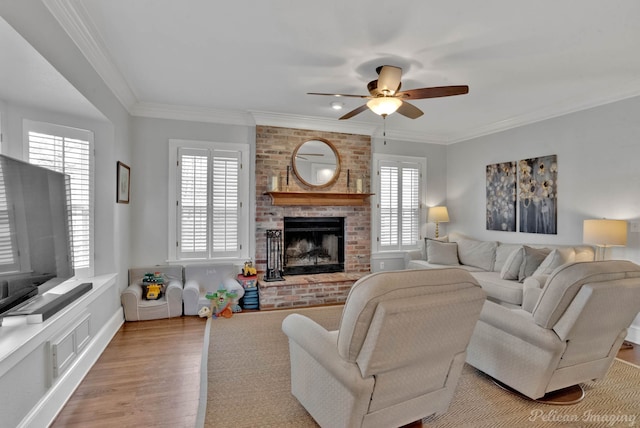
[0,274,121,428]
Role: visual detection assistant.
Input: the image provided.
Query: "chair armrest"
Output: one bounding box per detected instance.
[479,301,561,351]
[282,314,371,390]
[165,279,183,301]
[522,275,548,312]
[122,282,143,300]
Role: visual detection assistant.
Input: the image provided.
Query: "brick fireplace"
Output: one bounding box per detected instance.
[255,125,371,309]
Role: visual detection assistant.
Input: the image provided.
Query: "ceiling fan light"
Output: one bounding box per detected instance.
[330,101,344,110]
[367,97,402,116]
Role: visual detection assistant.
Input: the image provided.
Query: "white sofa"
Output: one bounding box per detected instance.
[183,263,244,316]
[405,232,595,308]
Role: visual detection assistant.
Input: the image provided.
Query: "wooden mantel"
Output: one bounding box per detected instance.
[265,191,373,206]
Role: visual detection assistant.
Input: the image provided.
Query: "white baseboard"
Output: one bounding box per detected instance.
[18,308,124,428]
[626,322,640,345]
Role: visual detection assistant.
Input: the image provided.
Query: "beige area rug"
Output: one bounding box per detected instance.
[202,306,640,428]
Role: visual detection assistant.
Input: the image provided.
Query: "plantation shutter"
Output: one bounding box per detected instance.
[0,159,19,273]
[401,166,420,246]
[177,147,241,259]
[178,148,209,258]
[211,151,240,256]
[379,163,399,247]
[378,159,421,251]
[28,129,93,272]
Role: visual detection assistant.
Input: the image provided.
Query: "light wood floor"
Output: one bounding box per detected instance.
[52,315,640,427]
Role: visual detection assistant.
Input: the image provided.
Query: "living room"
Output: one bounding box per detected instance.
[1,1,640,427]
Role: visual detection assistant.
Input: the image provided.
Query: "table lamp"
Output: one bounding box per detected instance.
[428,206,450,239]
[583,219,627,261]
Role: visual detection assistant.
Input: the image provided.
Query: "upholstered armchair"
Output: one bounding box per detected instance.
[281,268,486,428]
[183,264,244,316]
[466,260,640,401]
[121,266,184,321]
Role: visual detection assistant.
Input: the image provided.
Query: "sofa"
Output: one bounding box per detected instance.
[405,232,595,308]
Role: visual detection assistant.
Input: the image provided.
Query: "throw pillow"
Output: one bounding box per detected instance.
[424,235,449,261]
[532,247,575,276]
[518,246,551,282]
[456,239,498,271]
[500,246,524,280]
[426,240,459,265]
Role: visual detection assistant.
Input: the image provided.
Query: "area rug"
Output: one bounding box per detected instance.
[200,306,640,427]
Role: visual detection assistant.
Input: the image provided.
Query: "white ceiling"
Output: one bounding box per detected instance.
[11,1,640,143]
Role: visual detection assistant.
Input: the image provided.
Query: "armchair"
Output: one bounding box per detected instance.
[466,260,640,401]
[183,264,244,316]
[121,266,184,321]
[282,268,486,428]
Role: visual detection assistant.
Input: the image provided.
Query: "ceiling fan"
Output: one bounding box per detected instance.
[308,65,469,120]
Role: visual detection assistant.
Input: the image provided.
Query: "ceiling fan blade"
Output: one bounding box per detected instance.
[339,104,369,120]
[307,92,369,99]
[396,101,424,119]
[397,85,469,100]
[377,65,402,95]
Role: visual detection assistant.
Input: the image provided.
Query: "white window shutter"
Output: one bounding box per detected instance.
[178,148,209,259]
[28,129,93,274]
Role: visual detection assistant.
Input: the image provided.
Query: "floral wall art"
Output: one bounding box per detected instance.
[518,155,557,234]
[486,162,517,231]
[486,155,557,234]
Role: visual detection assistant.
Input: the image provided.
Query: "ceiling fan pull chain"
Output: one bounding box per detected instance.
[383,117,387,145]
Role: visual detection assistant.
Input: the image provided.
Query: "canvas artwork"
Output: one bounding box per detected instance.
[518,155,557,234]
[486,161,517,231]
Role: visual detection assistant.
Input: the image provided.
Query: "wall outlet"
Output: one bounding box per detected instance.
[631,222,640,233]
[380,261,384,270]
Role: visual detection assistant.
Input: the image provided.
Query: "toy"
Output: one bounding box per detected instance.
[198,306,211,318]
[205,288,238,318]
[141,272,164,300]
[243,260,257,277]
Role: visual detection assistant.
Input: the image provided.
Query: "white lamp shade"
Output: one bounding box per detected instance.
[583,219,627,247]
[366,97,402,116]
[428,206,450,223]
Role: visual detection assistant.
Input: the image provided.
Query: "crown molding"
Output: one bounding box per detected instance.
[250,111,377,136]
[43,0,138,112]
[131,102,254,126]
[449,83,640,144]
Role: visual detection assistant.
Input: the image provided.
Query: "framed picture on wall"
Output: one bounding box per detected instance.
[117,161,130,204]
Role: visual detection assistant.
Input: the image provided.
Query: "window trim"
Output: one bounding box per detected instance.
[372,154,427,253]
[167,139,249,262]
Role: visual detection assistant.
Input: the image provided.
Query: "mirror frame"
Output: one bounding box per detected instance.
[291,138,341,189]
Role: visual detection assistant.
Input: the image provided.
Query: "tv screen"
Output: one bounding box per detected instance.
[0,154,74,317]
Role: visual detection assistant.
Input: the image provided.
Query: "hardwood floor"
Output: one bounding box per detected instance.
[52,315,639,427]
[51,317,206,428]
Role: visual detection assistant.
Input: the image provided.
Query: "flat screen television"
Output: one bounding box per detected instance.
[0,154,74,318]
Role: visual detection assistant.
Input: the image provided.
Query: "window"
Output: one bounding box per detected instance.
[374,155,426,252]
[0,160,20,273]
[169,140,249,261]
[25,120,94,277]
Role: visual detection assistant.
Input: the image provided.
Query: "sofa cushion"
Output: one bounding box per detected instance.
[426,240,459,265]
[472,271,524,306]
[500,246,524,280]
[494,243,522,272]
[518,246,551,282]
[456,239,497,271]
[532,248,575,276]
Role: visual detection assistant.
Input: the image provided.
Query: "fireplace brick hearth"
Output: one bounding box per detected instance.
[255,125,371,308]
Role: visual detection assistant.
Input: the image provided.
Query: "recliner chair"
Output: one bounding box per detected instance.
[466,260,640,401]
[281,268,486,428]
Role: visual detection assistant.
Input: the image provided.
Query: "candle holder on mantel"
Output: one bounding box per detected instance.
[264,229,285,282]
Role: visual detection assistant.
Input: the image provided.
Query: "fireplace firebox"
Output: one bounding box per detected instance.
[283,217,345,275]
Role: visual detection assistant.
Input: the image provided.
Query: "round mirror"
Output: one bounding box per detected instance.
[292,138,341,188]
